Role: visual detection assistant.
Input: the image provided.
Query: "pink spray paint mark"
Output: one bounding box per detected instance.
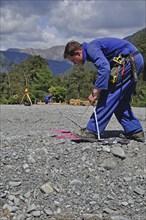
[52,129,79,140]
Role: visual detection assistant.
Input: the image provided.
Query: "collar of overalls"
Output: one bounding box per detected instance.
[82,42,88,62]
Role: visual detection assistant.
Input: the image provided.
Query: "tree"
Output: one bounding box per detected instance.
[63,64,96,101]
[1,55,55,103]
[49,86,67,103]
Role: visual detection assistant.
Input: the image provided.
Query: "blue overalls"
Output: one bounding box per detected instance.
[82,38,144,135]
[44,94,52,104]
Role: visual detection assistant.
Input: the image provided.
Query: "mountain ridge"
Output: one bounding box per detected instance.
[1,28,146,75]
[4,45,65,61]
[0,46,72,75]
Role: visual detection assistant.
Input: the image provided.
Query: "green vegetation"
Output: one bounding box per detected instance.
[131,81,146,107]
[63,64,96,102]
[124,28,146,107]
[0,28,146,106]
[49,86,67,103]
[0,55,55,104]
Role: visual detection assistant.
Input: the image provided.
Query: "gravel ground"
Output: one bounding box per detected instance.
[0,104,146,220]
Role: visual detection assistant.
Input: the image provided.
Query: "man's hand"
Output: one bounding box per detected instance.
[88,88,100,106]
[88,94,97,106]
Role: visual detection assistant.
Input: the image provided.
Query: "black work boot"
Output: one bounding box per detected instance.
[73,128,98,142]
[120,131,145,142]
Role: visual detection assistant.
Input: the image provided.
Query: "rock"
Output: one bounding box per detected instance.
[8,195,16,201]
[0,198,5,207]
[32,210,41,217]
[9,181,22,187]
[111,146,126,159]
[14,197,20,206]
[111,215,130,220]
[133,186,145,195]
[24,191,31,198]
[23,164,29,169]
[121,201,128,206]
[27,155,36,163]
[40,182,54,194]
[3,204,17,212]
[102,146,111,152]
[13,214,26,220]
[44,208,53,215]
[53,185,60,193]
[70,179,83,186]
[103,207,113,214]
[101,158,117,170]
[123,177,132,182]
[1,192,7,198]
[27,203,37,213]
[56,208,61,213]
[82,213,102,220]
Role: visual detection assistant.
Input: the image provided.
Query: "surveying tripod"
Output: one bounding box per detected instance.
[20,87,32,105]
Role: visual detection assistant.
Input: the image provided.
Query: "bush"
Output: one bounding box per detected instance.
[8,95,20,104]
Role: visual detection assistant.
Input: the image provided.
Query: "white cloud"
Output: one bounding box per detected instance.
[0,0,145,50]
[1,6,40,34]
[42,25,66,46]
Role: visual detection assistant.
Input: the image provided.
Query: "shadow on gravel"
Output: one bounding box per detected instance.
[50,129,127,144]
[71,130,130,145]
[101,130,124,138]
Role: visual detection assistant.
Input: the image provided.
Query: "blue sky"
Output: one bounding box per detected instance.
[0,0,146,50]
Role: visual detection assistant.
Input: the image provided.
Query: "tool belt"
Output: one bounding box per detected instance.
[110,51,140,83]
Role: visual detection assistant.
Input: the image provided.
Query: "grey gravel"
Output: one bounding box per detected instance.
[0,104,146,220]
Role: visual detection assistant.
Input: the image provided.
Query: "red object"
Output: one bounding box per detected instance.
[52,129,79,139]
[122,66,124,75]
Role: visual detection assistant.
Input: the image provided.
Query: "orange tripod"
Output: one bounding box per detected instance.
[20,87,32,105]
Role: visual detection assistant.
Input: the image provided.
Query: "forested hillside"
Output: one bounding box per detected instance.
[0,50,72,75]
[124,28,146,81]
[0,28,146,106]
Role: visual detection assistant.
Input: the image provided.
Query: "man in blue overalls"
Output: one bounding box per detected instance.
[44,94,52,104]
[64,38,145,142]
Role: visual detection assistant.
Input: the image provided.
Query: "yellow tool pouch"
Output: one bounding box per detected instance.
[110,55,125,83]
[110,66,120,83]
[113,56,124,65]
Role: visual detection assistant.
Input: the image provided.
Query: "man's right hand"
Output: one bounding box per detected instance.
[88,94,97,106]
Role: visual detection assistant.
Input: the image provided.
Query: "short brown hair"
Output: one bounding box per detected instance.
[64,40,82,58]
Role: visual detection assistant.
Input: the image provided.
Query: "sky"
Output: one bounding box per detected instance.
[0,0,146,51]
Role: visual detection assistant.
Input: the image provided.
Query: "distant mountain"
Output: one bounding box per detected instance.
[1,28,145,75]
[1,50,29,64]
[0,47,72,75]
[46,59,72,75]
[6,45,65,61]
[20,45,65,61]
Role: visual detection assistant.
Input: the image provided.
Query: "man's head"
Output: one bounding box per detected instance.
[64,40,84,65]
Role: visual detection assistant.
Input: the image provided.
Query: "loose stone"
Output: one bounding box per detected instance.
[27,203,37,213]
[9,182,22,187]
[111,146,126,159]
[134,186,145,195]
[44,208,53,215]
[101,158,117,170]
[40,182,54,194]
